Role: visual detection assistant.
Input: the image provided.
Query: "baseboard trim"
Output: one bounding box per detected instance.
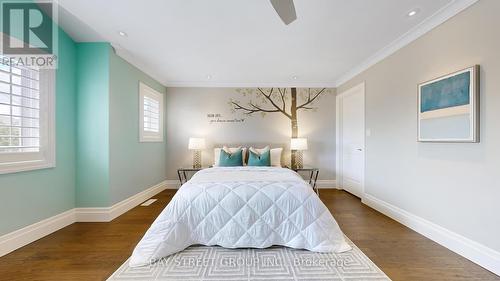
[362,193,500,276]
[315,180,338,189]
[0,209,75,257]
[0,180,168,258]
[164,180,181,189]
[75,180,168,222]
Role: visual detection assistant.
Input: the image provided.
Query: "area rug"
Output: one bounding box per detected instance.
[107,237,391,281]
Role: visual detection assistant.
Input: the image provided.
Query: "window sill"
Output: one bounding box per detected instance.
[0,159,56,175]
[139,137,164,143]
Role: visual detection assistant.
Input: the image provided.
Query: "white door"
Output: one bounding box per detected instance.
[336,83,365,198]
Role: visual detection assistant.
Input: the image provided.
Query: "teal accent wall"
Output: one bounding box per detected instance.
[0,9,166,235]
[75,43,167,207]
[0,29,77,236]
[109,51,166,205]
[75,43,110,207]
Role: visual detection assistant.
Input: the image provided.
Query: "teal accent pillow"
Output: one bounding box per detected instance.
[247,149,271,166]
[219,148,243,166]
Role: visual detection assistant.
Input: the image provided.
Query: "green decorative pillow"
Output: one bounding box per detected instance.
[247,149,271,166]
[218,148,243,166]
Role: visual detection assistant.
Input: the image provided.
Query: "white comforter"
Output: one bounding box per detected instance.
[129,167,351,267]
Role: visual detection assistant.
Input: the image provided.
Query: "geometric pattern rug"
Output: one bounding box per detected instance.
[107,237,391,281]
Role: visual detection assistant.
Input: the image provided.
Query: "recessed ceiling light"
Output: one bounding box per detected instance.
[118,31,127,37]
[292,76,298,80]
[407,9,419,17]
[206,75,212,80]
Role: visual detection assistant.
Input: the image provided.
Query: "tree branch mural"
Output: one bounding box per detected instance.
[230,87,333,167]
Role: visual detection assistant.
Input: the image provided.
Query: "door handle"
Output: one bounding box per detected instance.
[356,148,363,151]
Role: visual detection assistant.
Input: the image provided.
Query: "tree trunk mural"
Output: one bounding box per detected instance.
[290,88,298,167]
[230,87,330,167]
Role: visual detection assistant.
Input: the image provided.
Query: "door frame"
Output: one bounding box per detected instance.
[336,82,366,198]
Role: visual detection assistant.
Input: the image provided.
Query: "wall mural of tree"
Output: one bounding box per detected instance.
[229,87,333,167]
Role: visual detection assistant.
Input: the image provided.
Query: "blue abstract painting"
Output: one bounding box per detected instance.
[420,71,471,113]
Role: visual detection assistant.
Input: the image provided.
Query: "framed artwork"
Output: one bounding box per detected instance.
[418,65,479,142]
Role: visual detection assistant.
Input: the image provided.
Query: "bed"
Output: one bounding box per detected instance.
[129,166,351,267]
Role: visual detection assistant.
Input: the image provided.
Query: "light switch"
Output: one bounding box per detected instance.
[366,129,372,137]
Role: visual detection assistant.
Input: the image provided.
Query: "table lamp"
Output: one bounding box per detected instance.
[188,138,206,168]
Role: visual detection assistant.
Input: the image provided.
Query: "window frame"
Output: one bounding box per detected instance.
[0,68,56,174]
[139,82,164,143]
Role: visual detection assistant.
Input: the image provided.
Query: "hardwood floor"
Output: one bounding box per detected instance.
[0,189,498,281]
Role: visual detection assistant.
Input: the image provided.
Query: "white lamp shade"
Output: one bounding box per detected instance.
[188,138,206,150]
[290,138,308,150]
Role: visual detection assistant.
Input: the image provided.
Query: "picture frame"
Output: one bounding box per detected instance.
[417,65,480,142]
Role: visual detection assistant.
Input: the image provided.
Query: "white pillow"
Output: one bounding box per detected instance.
[214,146,247,166]
[249,146,283,167]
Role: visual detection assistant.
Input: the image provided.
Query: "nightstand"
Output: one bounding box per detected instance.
[177,167,209,185]
[288,166,320,195]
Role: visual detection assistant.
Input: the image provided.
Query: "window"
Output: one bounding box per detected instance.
[0,60,55,174]
[139,82,163,142]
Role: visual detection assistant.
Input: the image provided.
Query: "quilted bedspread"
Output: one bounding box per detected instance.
[129,167,351,267]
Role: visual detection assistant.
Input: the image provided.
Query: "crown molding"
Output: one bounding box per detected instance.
[111,45,168,87]
[113,49,340,89]
[164,80,338,88]
[334,0,480,87]
[137,0,479,89]
[65,0,479,89]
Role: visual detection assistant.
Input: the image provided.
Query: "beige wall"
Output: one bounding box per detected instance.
[165,87,336,181]
[338,0,500,253]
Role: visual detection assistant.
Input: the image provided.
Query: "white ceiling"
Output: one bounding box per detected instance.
[55,0,476,87]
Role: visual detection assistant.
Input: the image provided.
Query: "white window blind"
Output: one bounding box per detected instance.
[0,58,55,174]
[0,63,41,153]
[143,95,160,133]
[139,82,163,142]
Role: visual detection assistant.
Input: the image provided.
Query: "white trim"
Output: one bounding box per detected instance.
[0,69,56,174]
[0,178,335,257]
[336,82,366,198]
[0,180,169,257]
[75,180,168,222]
[139,82,164,143]
[0,209,75,257]
[314,180,339,189]
[164,80,338,88]
[113,47,166,89]
[127,0,477,89]
[0,159,55,174]
[362,193,500,276]
[334,0,479,87]
[106,1,477,89]
[165,179,182,189]
[108,1,477,89]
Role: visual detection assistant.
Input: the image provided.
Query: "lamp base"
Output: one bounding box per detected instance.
[293,150,304,169]
[192,150,202,169]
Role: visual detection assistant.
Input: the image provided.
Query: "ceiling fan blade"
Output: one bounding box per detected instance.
[270,0,297,25]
